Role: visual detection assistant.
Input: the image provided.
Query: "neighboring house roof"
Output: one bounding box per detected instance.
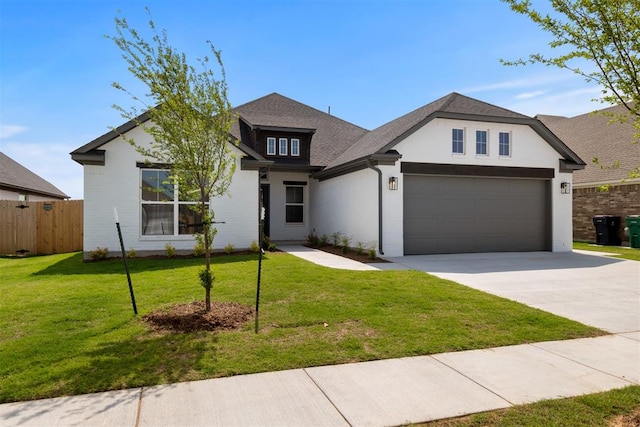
[537,104,640,185]
[321,92,585,174]
[230,93,369,166]
[0,152,69,199]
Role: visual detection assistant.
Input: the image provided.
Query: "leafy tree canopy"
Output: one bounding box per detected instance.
[501,0,640,129]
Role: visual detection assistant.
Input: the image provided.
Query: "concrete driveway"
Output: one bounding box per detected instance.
[386,250,640,334]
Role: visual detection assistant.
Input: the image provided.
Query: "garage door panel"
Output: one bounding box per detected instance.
[403,175,550,254]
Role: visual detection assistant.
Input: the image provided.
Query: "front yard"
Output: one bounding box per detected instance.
[0,252,604,403]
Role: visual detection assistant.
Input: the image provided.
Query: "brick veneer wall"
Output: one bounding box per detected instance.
[573,183,640,244]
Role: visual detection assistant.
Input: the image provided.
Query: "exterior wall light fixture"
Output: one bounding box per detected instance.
[389,176,399,191]
[560,182,571,194]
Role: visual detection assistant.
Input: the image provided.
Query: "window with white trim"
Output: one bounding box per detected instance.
[279,138,288,155]
[140,169,208,236]
[266,137,276,155]
[285,186,304,223]
[499,132,511,157]
[452,128,464,154]
[476,130,488,156]
[291,138,300,156]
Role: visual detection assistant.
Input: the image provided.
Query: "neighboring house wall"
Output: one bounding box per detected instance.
[82,125,258,257]
[573,184,640,243]
[0,188,63,201]
[388,118,574,254]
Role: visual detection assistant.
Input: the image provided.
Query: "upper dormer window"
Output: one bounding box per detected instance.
[291,138,300,156]
[279,138,288,155]
[266,137,276,155]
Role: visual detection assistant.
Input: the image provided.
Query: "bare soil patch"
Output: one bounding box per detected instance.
[609,407,640,427]
[143,301,254,333]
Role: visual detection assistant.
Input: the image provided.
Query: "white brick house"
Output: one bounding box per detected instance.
[71,92,585,258]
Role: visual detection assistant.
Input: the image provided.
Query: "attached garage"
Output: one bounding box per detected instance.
[402,163,552,255]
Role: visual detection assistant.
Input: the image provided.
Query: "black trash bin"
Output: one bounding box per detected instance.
[592,215,621,246]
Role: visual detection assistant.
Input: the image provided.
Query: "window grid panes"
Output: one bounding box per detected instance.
[140,169,208,236]
[452,128,464,154]
[285,186,304,223]
[266,137,276,155]
[291,138,300,156]
[279,138,288,155]
[476,130,488,155]
[499,132,511,156]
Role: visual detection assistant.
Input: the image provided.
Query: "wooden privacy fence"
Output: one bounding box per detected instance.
[0,200,83,256]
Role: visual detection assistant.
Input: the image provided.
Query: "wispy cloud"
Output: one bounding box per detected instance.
[515,90,546,100]
[0,124,28,139]
[462,74,573,94]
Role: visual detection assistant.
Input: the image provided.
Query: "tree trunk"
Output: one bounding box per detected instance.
[202,199,212,312]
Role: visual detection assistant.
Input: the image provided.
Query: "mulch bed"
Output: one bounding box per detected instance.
[143,301,254,333]
[306,245,389,263]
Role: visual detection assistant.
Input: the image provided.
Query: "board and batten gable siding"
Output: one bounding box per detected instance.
[385,118,574,254]
[311,168,379,252]
[82,124,259,257]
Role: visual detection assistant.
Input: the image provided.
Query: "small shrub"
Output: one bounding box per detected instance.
[193,233,206,256]
[331,231,342,247]
[250,240,261,253]
[263,235,277,251]
[127,248,137,259]
[165,243,176,258]
[367,241,377,260]
[224,243,235,255]
[89,247,109,261]
[355,241,365,256]
[307,229,320,247]
[319,234,329,247]
[341,235,351,254]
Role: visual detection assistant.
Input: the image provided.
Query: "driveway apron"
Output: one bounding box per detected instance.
[386,251,640,334]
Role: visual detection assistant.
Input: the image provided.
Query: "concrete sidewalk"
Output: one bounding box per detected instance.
[1,333,638,426]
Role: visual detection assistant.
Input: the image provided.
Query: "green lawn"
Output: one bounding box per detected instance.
[424,385,640,426]
[574,241,640,261]
[0,252,604,403]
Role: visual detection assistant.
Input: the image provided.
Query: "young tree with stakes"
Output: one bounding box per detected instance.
[108,8,236,312]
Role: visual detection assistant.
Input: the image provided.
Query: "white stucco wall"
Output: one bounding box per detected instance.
[385,117,574,254]
[311,168,379,251]
[82,125,259,257]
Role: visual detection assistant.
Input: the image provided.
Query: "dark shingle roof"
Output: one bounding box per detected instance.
[231,93,369,166]
[537,104,639,185]
[0,152,69,199]
[326,92,535,169]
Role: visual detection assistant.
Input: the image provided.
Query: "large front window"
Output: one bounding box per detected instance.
[141,169,207,236]
[285,186,304,223]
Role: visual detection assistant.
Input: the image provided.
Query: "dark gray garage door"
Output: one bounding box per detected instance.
[403,175,550,254]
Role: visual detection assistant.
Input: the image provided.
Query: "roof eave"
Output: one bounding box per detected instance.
[313,151,402,181]
[71,150,106,166]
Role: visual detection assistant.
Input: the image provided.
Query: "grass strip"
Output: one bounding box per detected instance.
[574,241,640,261]
[423,385,640,426]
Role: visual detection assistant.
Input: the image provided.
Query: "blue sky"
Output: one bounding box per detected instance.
[1,0,603,199]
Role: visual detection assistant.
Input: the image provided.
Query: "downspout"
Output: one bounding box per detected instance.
[366,159,384,255]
